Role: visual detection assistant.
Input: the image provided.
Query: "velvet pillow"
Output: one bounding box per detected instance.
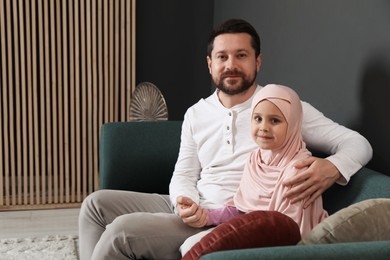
[299,198,390,244]
[182,210,301,260]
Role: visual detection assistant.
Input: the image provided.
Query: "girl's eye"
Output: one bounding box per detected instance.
[271,118,282,124]
[254,116,262,123]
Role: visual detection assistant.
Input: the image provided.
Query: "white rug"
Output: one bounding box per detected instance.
[0,235,79,260]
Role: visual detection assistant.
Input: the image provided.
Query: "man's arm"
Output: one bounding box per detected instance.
[283,101,373,207]
[284,157,340,208]
[169,112,202,212]
[300,101,372,181]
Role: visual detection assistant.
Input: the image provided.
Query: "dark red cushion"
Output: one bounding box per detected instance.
[182,210,301,260]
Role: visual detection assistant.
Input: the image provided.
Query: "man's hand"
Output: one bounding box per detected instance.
[176,196,208,228]
[283,156,341,208]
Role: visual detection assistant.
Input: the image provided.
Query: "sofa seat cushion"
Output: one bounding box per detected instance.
[182,210,301,260]
[300,198,390,244]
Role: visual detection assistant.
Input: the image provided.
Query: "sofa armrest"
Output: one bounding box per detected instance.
[200,240,390,260]
[99,121,182,194]
[323,167,390,214]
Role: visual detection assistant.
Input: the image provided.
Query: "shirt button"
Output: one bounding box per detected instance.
[228,112,232,116]
[227,126,230,130]
[227,140,230,144]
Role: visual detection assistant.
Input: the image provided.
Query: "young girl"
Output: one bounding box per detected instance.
[182,84,328,237]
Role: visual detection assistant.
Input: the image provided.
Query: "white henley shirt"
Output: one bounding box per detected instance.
[169,85,372,210]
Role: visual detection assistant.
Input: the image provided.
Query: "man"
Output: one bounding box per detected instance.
[79,19,372,259]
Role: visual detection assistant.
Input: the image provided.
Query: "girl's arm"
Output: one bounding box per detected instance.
[207,206,242,226]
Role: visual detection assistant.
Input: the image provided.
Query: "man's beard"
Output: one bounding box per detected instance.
[214,69,255,95]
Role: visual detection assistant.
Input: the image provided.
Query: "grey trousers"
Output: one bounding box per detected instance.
[79,189,208,260]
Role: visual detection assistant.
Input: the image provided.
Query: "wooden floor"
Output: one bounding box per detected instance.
[0,208,80,239]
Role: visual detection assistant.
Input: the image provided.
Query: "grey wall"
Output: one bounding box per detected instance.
[136,0,213,121]
[136,0,390,174]
[214,0,390,175]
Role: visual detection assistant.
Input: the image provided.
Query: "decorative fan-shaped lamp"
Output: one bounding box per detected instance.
[129,82,168,121]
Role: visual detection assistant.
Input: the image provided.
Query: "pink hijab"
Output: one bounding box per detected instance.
[230,84,328,236]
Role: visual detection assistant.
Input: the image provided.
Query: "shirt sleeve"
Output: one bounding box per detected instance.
[207,206,242,226]
[301,101,373,184]
[169,111,202,213]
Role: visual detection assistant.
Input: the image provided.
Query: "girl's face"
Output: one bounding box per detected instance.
[251,100,288,150]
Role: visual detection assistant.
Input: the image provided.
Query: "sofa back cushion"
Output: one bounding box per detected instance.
[99,121,182,194]
[322,167,390,214]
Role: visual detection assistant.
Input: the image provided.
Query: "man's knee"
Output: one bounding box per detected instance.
[82,190,110,208]
[101,213,185,259]
[107,212,158,235]
[105,212,181,239]
[79,190,112,224]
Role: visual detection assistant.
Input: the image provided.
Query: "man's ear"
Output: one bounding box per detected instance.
[207,56,212,74]
[256,53,262,72]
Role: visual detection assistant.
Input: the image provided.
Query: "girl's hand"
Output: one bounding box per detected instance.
[176,196,208,228]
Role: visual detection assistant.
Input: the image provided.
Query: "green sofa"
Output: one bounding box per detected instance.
[99,121,390,260]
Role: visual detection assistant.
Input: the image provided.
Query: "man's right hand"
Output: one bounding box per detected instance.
[176,196,208,228]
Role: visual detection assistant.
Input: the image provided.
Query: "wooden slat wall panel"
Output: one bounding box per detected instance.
[0,0,136,210]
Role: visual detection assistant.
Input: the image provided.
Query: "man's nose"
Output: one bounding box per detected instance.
[225,56,238,70]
